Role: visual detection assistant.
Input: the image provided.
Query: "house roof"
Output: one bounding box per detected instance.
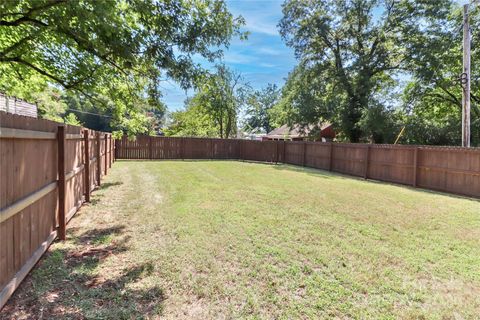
[266,123,332,139]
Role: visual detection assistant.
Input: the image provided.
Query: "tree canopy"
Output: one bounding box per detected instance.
[243,83,281,134]
[277,0,475,143]
[165,65,248,138]
[0,0,245,135]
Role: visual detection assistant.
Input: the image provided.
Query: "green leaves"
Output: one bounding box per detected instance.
[0,0,244,135]
[165,65,249,138]
[278,0,461,143]
[244,84,281,133]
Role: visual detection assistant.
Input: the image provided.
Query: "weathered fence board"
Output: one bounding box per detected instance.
[0,111,114,310]
[116,135,480,198]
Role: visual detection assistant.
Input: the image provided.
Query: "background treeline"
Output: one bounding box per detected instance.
[1,0,478,146]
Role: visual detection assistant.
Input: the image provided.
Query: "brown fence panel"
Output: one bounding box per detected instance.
[417,147,480,197]
[305,142,331,170]
[0,112,59,299]
[211,138,238,159]
[331,143,366,177]
[183,138,210,159]
[284,141,304,165]
[367,145,415,185]
[0,111,112,309]
[65,126,85,223]
[243,140,278,163]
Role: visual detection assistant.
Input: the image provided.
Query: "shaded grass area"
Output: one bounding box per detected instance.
[2,161,479,319]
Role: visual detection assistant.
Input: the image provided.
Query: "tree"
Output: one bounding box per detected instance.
[0,0,245,135]
[244,83,281,133]
[164,97,218,137]
[398,6,480,146]
[279,0,454,142]
[196,65,249,138]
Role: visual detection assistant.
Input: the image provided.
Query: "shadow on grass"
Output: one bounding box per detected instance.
[88,181,123,205]
[272,163,337,179]
[0,225,165,320]
[98,181,123,190]
[275,163,480,202]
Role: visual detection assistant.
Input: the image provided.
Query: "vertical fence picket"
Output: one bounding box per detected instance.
[413,147,419,187]
[329,143,334,171]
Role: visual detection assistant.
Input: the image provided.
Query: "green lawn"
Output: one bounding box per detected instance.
[3,161,480,319]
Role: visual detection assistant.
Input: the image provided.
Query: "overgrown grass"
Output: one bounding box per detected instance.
[2,161,479,319]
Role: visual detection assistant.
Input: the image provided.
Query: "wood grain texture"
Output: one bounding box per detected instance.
[0,111,112,310]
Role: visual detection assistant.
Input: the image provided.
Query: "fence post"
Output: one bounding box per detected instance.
[364,145,370,179]
[57,126,66,240]
[104,133,108,175]
[96,132,101,187]
[413,147,419,187]
[84,129,91,202]
[329,142,334,171]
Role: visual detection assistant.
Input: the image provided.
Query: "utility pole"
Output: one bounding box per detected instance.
[462,4,471,147]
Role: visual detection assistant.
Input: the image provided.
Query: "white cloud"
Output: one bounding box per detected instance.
[223,52,255,64]
[256,47,282,56]
[245,19,279,36]
[259,63,277,68]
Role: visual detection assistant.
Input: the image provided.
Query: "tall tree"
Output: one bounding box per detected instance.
[0,0,245,134]
[399,6,480,146]
[244,83,281,133]
[279,0,453,142]
[196,65,249,138]
[164,97,218,137]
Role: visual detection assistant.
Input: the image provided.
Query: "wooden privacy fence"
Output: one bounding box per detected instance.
[116,135,480,198]
[0,111,115,309]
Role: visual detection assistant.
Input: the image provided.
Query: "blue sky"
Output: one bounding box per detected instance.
[162,0,296,111]
[162,0,470,111]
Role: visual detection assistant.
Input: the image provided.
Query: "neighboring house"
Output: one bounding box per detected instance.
[263,123,335,141]
[0,93,38,118]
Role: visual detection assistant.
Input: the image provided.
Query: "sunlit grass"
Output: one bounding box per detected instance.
[3,161,479,319]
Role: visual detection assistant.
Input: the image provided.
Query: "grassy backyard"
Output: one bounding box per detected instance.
[2,161,479,319]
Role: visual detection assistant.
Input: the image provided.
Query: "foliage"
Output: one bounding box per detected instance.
[244,83,281,133]
[164,97,218,137]
[399,6,480,146]
[278,0,455,143]
[194,65,250,138]
[63,112,82,126]
[0,0,245,135]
